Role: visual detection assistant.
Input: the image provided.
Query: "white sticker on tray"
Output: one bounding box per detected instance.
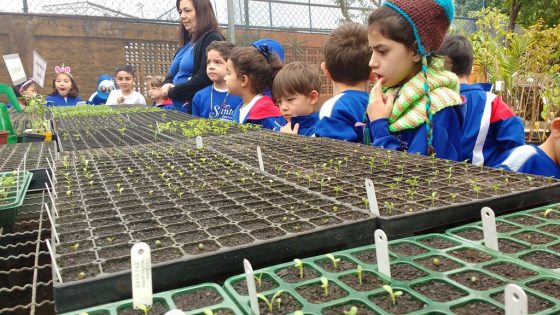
[131,242,152,309]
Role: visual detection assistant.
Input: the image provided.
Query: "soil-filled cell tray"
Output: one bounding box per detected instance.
[447,202,560,274]
[206,131,560,238]
[60,283,242,315]
[52,141,376,312]
[0,141,56,172]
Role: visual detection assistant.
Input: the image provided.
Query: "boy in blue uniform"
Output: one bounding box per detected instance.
[192,41,242,120]
[272,62,320,136]
[438,35,525,166]
[494,110,560,179]
[314,23,371,142]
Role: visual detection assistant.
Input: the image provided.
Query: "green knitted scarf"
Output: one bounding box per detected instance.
[369,58,462,133]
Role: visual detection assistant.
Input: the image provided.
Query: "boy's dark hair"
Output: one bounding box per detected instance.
[115,65,136,77]
[50,73,79,98]
[273,62,321,99]
[206,41,235,60]
[437,35,473,77]
[324,22,370,85]
[229,46,282,95]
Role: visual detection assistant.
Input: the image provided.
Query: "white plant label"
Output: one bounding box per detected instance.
[257,146,264,172]
[196,136,204,149]
[505,284,528,315]
[131,242,153,309]
[244,259,260,315]
[32,51,47,87]
[495,80,504,92]
[365,179,380,216]
[3,53,26,85]
[375,229,391,279]
[481,207,499,251]
[45,238,63,283]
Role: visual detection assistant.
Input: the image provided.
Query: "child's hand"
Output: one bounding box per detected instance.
[280,121,300,134]
[161,83,174,97]
[117,96,125,104]
[367,78,395,121]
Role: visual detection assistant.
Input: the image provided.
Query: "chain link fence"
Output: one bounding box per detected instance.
[1,0,477,34]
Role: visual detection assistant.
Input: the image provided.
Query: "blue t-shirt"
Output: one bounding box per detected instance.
[315,90,369,142]
[191,85,243,121]
[169,43,195,85]
[46,94,82,106]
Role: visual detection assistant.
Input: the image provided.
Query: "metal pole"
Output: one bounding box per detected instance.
[227,0,236,43]
[308,0,312,33]
[23,0,28,13]
[244,0,250,27]
[269,0,273,29]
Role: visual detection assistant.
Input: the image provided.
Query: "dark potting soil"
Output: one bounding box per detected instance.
[391,263,427,281]
[198,216,230,228]
[238,219,270,231]
[527,279,560,300]
[448,248,493,263]
[172,288,223,311]
[492,239,528,253]
[451,301,502,315]
[449,271,504,291]
[418,236,457,249]
[389,242,429,256]
[189,209,220,220]
[103,257,130,273]
[296,281,348,304]
[98,243,131,260]
[335,211,371,221]
[492,291,553,314]
[512,231,555,245]
[548,243,560,252]
[61,263,100,282]
[496,221,519,233]
[414,256,463,272]
[207,224,241,237]
[192,309,235,315]
[322,301,378,315]
[56,240,94,255]
[151,247,183,264]
[339,271,384,291]
[251,227,286,240]
[58,222,89,233]
[182,240,220,255]
[58,251,97,268]
[369,291,425,314]
[257,292,301,315]
[217,233,255,247]
[412,280,466,302]
[118,302,169,315]
[281,221,315,233]
[483,262,537,280]
[276,265,319,283]
[520,251,560,269]
[530,209,560,219]
[538,224,560,235]
[92,224,127,237]
[506,215,544,226]
[174,230,210,244]
[232,274,279,295]
[95,233,131,247]
[351,249,378,264]
[454,228,483,241]
[315,257,356,273]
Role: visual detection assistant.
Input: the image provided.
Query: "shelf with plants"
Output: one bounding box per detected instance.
[206,131,560,237]
[60,283,242,315]
[154,118,261,139]
[51,140,375,312]
[0,170,34,227]
[447,202,560,275]
[224,233,560,314]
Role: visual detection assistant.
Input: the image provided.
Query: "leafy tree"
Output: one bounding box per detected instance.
[486,0,560,31]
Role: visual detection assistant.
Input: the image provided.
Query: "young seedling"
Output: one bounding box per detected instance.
[384,201,395,215]
[257,290,284,312]
[450,193,458,202]
[320,277,329,296]
[382,285,403,305]
[332,206,338,213]
[344,306,358,315]
[433,257,441,266]
[361,198,369,210]
[71,243,80,251]
[198,243,205,250]
[356,265,363,285]
[203,309,215,315]
[78,271,85,280]
[543,209,554,218]
[254,273,264,287]
[326,254,341,269]
[106,237,115,244]
[293,259,304,278]
[136,304,151,315]
[155,240,161,247]
[429,191,438,207]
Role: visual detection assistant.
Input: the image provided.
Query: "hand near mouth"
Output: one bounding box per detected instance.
[280,119,300,135]
[366,78,394,121]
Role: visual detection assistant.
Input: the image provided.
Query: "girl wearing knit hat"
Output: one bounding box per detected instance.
[365,0,463,161]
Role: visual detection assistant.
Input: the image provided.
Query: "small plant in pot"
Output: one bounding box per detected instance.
[23,93,52,142]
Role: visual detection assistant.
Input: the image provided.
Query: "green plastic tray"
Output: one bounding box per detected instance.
[0,170,33,226]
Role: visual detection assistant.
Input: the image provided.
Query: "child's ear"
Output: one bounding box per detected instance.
[240,74,249,88]
[320,62,332,81]
[551,117,560,137]
[309,90,319,105]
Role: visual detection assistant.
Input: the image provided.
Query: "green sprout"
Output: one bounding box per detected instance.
[450,193,458,202]
[492,183,500,195]
[332,205,338,213]
[198,243,205,250]
[257,290,284,312]
[362,198,369,209]
[382,284,403,305]
[320,277,329,296]
[106,237,115,244]
[71,243,80,251]
[433,258,441,266]
[155,240,161,247]
[294,311,304,315]
[326,254,341,269]
[356,265,363,285]
[254,273,264,287]
[344,306,358,315]
[203,309,215,315]
[543,209,553,218]
[66,190,72,197]
[136,304,151,315]
[78,271,85,280]
[384,201,395,215]
[294,259,304,278]
[429,191,438,206]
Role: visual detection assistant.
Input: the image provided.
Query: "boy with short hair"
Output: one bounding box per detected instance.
[437,35,525,166]
[315,22,371,142]
[272,61,321,136]
[147,76,173,109]
[192,41,242,121]
[494,109,560,179]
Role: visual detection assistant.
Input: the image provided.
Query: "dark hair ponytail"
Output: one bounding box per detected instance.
[229,46,283,95]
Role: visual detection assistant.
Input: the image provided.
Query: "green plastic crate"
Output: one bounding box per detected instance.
[0,170,33,226]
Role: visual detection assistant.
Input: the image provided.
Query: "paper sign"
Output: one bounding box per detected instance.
[33,51,47,87]
[131,242,153,309]
[3,54,26,85]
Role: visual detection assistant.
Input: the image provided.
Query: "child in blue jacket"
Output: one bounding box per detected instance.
[438,35,525,166]
[46,64,82,106]
[494,111,560,179]
[314,22,371,142]
[365,0,463,161]
[272,62,321,136]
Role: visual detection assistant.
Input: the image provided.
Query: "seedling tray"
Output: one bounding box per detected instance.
[224,233,560,314]
[447,202,560,274]
[52,141,375,313]
[207,131,560,237]
[60,283,243,315]
[0,170,33,227]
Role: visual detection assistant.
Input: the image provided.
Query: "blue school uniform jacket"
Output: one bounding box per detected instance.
[274,112,319,137]
[192,86,242,121]
[232,95,285,130]
[494,145,560,179]
[46,94,82,106]
[315,90,369,142]
[460,83,525,166]
[368,106,463,161]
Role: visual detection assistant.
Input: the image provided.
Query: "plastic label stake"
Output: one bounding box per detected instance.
[45,183,59,217]
[196,136,204,149]
[257,146,264,172]
[375,229,391,279]
[243,259,260,315]
[45,204,60,244]
[365,179,380,216]
[156,121,160,132]
[45,171,57,198]
[131,242,153,309]
[505,284,528,315]
[23,153,26,172]
[45,239,63,283]
[481,207,499,251]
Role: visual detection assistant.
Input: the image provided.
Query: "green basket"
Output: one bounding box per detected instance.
[0,170,33,226]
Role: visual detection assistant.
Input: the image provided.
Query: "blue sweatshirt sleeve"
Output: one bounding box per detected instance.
[369,118,404,150]
[191,91,203,117]
[489,116,525,158]
[429,107,462,161]
[248,116,286,130]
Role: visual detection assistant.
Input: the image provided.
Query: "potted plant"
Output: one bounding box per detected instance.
[22,93,52,142]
